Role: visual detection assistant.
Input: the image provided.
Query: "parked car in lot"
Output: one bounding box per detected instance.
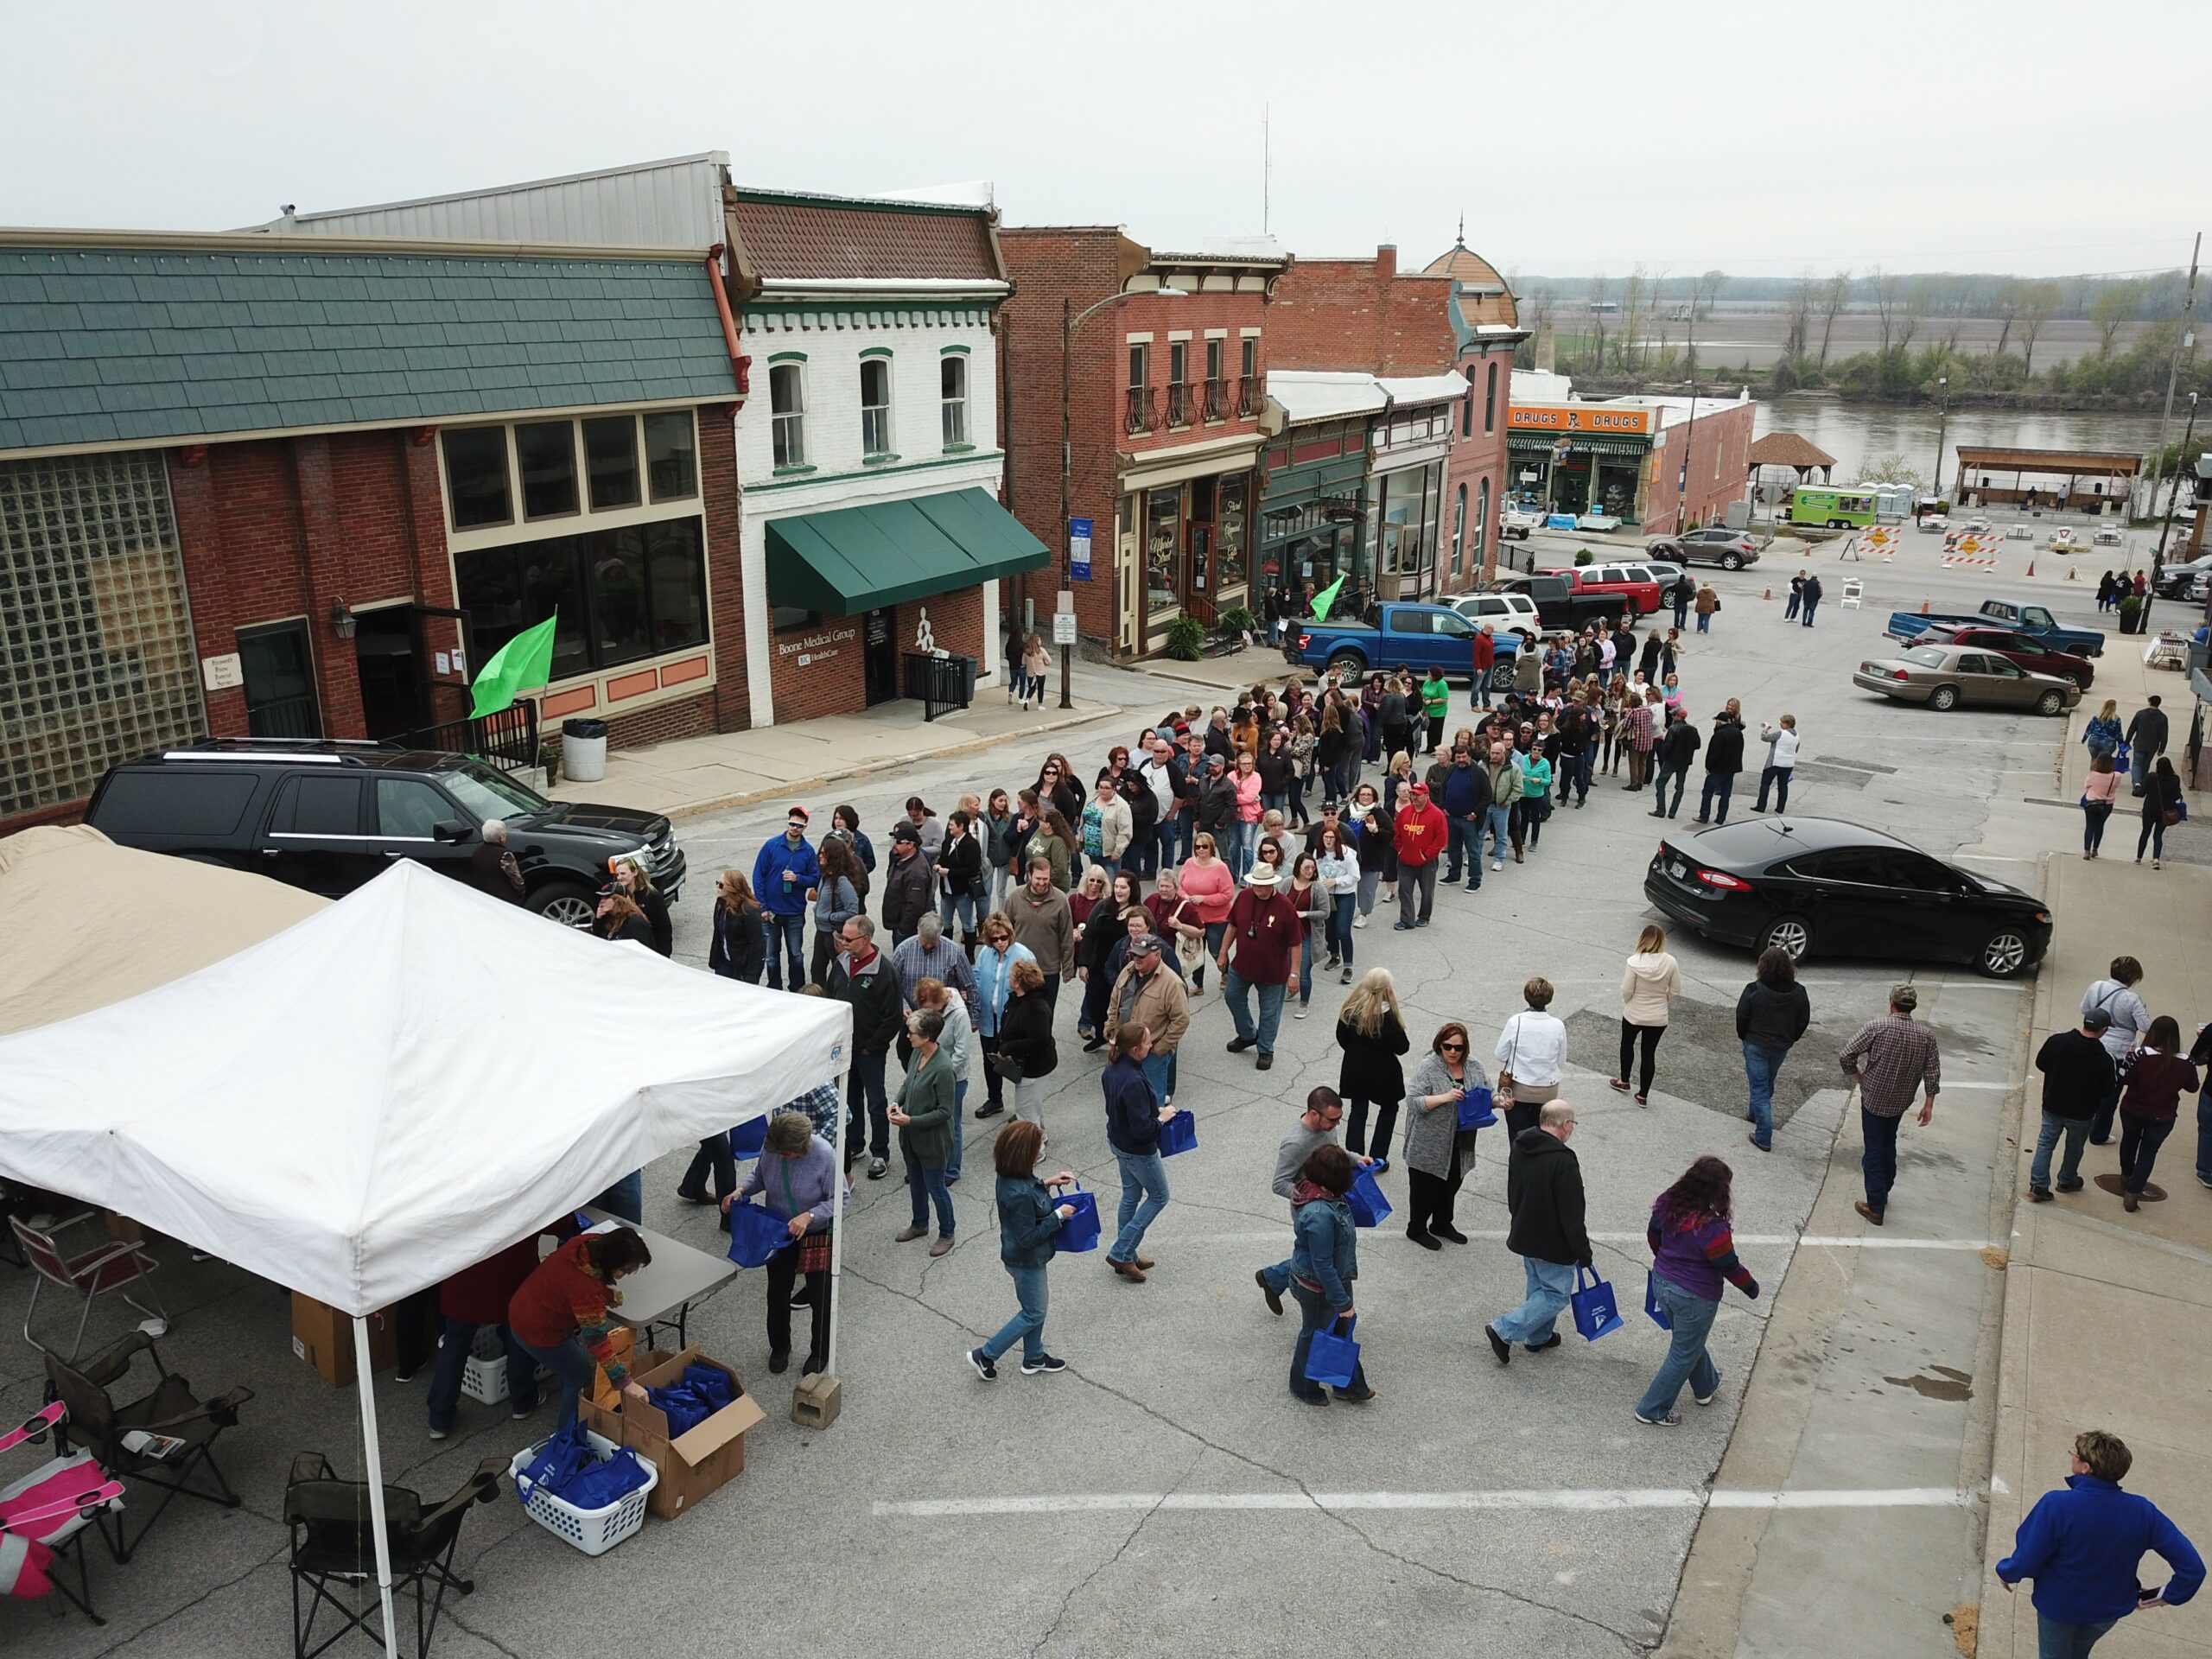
[1539,562,1664,614]
[85,739,683,926]
[1440,588,1543,647]
[1644,816,2051,978]
[1645,528,1761,569]
[1852,644,2081,716]
[1502,505,1542,540]
[2153,553,2212,599]
[1915,623,2096,690]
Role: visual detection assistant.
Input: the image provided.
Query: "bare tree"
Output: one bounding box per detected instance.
[1870,265,1898,355]
[1783,270,1815,359]
[1818,269,1851,367]
[2018,280,2061,378]
[1587,273,1612,372]
[1892,278,1925,353]
[1991,278,2021,357]
[2090,279,2139,360]
[1618,264,1647,374]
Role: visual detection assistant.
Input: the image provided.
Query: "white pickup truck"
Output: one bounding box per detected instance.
[1502,505,1542,540]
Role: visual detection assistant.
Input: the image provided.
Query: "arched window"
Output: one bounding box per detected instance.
[1484,362,1498,433]
[1461,384,1474,439]
[1473,478,1491,572]
[1452,484,1467,575]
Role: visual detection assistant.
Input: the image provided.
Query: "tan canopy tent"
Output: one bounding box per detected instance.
[0,824,327,1037]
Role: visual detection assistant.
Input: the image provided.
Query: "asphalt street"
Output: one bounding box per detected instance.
[1,547,2109,1657]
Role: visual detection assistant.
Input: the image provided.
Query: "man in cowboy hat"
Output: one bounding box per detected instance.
[1219,863,1303,1072]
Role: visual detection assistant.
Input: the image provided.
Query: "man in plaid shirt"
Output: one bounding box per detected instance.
[1839,984,1942,1225]
[1621,691,1657,791]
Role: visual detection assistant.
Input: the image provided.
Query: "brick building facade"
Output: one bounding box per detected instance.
[1000,230,1287,658]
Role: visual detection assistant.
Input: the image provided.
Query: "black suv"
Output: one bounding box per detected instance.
[85,740,684,927]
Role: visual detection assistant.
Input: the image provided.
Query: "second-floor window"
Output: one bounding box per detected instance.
[1205,340,1224,421]
[941,355,969,448]
[1484,361,1499,433]
[1238,336,1261,416]
[771,363,805,468]
[861,358,893,458]
[1168,341,1189,425]
[1127,342,1153,435]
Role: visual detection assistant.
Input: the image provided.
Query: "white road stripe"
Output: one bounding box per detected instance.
[874,1487,1974,1519]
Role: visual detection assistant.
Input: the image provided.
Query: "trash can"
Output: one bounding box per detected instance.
[562,717,608,784]
[951,653,977,702]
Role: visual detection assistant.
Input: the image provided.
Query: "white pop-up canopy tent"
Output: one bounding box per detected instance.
[0,856,850,1654]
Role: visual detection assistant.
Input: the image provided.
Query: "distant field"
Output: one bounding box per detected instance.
[1537,311,2145,373]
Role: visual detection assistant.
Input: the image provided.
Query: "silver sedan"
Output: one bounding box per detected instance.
[1853,643,2082,715]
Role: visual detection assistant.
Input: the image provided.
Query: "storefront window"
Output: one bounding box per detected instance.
[644,411,699,501]
[515,422,580,521]
[442,428,512,530]
[454,512,707,678]
[1145,487,1180,613]
[1217,474,1249,589]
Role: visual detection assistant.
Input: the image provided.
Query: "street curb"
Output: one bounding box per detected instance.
[655,702,1128,822]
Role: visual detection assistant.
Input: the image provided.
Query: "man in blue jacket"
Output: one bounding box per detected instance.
[1440,745,1493,892]
[1997,1428,2202,1656]
[753,807,821,989]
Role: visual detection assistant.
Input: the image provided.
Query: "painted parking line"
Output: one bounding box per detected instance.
[874,1487,1975,1519]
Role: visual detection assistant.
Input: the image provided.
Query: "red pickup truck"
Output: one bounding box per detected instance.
[1541,562,1664,616]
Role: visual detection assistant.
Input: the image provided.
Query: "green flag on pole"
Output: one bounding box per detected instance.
[1309,574,1348,623]
[469,613,557,717]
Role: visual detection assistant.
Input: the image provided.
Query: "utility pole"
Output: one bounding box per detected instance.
[2146,232,2199,527]
[2153,391,2199,597]
[1932,374,1950,503]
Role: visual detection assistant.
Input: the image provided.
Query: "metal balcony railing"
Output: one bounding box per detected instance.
[1236,375,1263,418]
[1203,378,1227,422]
[1124,385,1155,435]
[1166,383,1193,427]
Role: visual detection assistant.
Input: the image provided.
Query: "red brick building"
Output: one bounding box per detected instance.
[999,230,1287,657]
[0,228,744,833]
[1262,241,1526,601]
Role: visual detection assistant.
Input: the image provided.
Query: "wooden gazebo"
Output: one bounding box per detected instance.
[1746,430,1836,482]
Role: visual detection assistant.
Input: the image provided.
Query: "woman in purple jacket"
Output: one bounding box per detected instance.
[1634,1156,1759,1427]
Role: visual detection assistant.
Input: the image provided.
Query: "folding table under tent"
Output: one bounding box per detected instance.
[0,857,851,1657]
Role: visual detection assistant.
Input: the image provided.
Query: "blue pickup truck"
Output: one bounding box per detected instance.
[1885,597,2105,657]
[1284,602,1521,690]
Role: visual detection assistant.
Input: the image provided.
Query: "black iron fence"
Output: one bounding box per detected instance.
[390,697,541,773]
[904,652,976,721]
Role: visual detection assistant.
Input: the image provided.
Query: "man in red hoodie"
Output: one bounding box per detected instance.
[1469,623,1497,711]
[1394,782,1446,931]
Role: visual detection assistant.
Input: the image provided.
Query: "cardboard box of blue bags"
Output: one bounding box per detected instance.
[584,1345,766,1519]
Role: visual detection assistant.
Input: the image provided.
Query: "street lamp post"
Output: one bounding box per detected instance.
[1058,286,1183,708]
[1932,375,1949,504]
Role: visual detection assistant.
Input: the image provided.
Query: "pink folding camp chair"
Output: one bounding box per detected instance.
[1,1402,125,1625]
[10,1211,168,1362]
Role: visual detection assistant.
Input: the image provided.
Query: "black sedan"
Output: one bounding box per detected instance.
[1643,816,2050,978]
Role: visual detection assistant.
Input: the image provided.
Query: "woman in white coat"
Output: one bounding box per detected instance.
[1495,976,1567,1141]
[1611,924,1681,1106]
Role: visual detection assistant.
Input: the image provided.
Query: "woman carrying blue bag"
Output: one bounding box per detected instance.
[723,1111,844,1378]
[1288,1144,1375,1405]
[966,1119,1077,1381]
[1103,1022,1176,1283]
[1634,1156,1759,1427]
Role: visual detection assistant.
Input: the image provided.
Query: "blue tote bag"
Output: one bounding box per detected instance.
[1643,1270,1672,1331]
[1456,1085,1497,1130]
[1157,1109,1198,1157]
[1302,1317,1360,1389]
[1345,1164,1392,1228]
[1052,1180,1101,1253]
[1571,1266,1624,1341]
[724,1199,794,1269]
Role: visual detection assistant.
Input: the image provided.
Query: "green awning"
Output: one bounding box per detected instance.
[1507,434,1647,458]
[766,486,1050,613]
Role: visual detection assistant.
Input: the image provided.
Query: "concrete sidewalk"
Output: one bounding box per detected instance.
[562,687,1125,819]
[1975,643,2212,1659]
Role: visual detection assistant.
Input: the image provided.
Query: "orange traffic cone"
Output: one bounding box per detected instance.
[1919,597,1930,614]
[2067,563,2078,581]
[1763,586,1773,601]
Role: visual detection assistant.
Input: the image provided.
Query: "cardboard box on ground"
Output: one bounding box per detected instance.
[290,1293,401,1388]
[584,1345,766,1520]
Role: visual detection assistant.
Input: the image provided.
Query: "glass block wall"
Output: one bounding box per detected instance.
[2,453,207,818]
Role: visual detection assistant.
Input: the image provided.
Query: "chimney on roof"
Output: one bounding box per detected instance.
[1376,245,1396,279]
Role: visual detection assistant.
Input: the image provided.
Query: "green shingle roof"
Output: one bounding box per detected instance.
[0,245,737,454]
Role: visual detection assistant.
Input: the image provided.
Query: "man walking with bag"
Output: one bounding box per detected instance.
[1255,1087,1360,1314]
[1484,1102,1590,1363]
[1839,985,1942,1226]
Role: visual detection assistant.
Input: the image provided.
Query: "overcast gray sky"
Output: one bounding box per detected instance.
[2,0,2196,280]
